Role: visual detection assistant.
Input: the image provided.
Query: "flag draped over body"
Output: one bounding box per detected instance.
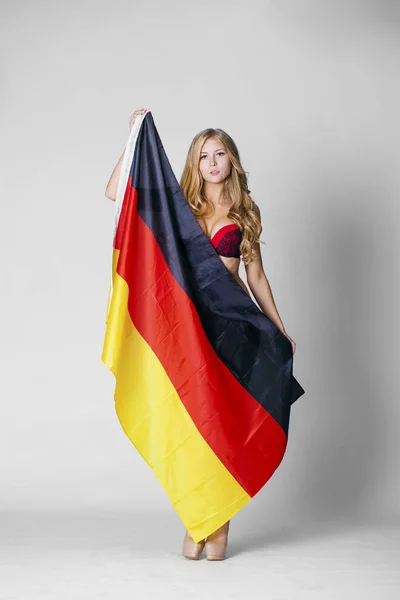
[102,110,305,543]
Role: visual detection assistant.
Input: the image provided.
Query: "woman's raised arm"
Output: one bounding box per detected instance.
[105,149,125,201]
[104,108,148,201]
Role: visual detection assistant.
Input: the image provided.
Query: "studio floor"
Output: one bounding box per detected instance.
[1,510,399,600]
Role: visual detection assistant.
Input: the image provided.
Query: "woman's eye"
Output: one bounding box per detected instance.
[200,152,224,160]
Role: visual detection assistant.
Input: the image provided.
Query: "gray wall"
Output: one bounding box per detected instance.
[1,0,399,526]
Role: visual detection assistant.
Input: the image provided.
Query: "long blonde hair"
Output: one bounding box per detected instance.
[179,128,263,264]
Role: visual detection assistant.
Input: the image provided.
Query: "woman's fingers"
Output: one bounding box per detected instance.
[129,108,147,130]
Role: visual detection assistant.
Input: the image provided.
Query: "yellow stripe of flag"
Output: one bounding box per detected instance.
[102,250,251,542]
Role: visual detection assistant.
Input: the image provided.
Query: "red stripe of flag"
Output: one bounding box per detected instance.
[115,179,288,496]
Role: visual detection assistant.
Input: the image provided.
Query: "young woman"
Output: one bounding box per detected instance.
[105,108,297,561]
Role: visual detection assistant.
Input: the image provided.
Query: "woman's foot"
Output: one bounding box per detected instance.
[181,530,205,560]
[205,520,230,561]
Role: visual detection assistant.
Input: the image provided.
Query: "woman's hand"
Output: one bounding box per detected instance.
[105,108,148,201]
[129,108,148,131]
[282,331,296,355]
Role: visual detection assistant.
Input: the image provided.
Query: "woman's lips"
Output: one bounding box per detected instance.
[210,170,220,175]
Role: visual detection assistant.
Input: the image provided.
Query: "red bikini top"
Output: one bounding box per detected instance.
[210,223,242,258]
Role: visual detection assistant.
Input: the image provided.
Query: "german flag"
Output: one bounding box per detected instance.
[102,110,305,543]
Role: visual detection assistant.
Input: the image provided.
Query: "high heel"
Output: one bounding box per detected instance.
[181,530,205,560]
[205,520,230,561]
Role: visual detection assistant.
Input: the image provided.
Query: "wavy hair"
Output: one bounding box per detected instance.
[179,127,263,264]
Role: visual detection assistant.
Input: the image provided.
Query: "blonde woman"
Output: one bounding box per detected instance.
[105,108,297,561]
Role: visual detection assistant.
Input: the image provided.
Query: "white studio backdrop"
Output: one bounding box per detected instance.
[1,0,399,529]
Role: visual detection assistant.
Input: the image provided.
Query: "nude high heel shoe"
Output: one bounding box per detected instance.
[181,530,205,560]
[205,520,230,561]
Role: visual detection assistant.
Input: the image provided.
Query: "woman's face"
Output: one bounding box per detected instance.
[199,137,231,184]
